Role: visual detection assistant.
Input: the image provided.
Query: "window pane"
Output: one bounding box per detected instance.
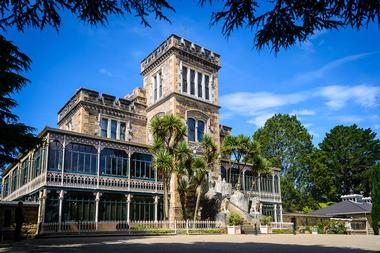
[154,75,158,101]
[205,75,210,100]
[100,118,108,137]
[120,122,126,141]
[158,72,162,98]
[197,72,202,98]
[197,120,205,142]
[187,118,195,142]
[190,69,195,95]
[111,120,117,139]
[182,66,188,93]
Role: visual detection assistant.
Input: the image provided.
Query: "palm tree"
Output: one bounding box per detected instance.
[193,135,218,221]
[152,149,172,220]
[150,114,188,221]
[221,134,269,190]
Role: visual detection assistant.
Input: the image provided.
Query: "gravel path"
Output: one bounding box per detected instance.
[1,234,379,253]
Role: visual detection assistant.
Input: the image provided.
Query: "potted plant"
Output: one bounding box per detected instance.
[259,215,272,234]
[227,212,243,234]
[311,226,318,235]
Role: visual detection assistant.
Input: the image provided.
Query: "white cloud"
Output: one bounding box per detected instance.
[247,113,275,128]
[99,68,113,77]
[318,85,380,109]
[219,91,307,115]
[290,109,315,116]
[336,115,364,123]
[294,52,376,82]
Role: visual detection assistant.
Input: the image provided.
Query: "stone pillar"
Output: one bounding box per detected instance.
[58,190,65,231]
[95,192,101,229]
[272,174,275,200]
[37,189,47,234]
[279,204,283,223]
[274,204,278,223]
[126,194,132,223]
[154,195,159,222]
[259,203,263,215]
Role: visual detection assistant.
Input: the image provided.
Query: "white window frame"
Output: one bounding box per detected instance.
[181,63,211,102]
[99,116,128,141]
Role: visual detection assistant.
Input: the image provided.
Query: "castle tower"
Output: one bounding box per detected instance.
[141,34,222,220]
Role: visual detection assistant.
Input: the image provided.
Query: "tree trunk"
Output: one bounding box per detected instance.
[193,185,202,222]
[163,177,169,220]
[180,194,187,220]
[169,171,181,221]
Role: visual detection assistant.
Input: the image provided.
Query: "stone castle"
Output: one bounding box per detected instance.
[2,34,282,228]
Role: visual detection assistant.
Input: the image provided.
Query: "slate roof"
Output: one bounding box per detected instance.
[310,201,372,216]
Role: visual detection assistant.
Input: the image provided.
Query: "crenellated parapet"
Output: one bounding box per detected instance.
[141,34,221,76]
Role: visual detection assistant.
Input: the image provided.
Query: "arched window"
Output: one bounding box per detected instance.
[65,143,97,174]
[48,141,63,171]
[100,148,128,176]
[130,153,154,179]
[187,118,195,142]
[197,120,205,142]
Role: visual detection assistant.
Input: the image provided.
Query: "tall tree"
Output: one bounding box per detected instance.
[253,114,313,211]
[305,149,337,203]
[319,124,380,196]
[369,163,380,235]
[0,35,39,170]
[150,114,188,221]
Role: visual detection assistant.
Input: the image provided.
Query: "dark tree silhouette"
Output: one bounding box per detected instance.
[202,0,380,52]
[0,0,174,31]
[0,35,39,170]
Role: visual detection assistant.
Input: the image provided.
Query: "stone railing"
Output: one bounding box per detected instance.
[2,173,46,201]
[46,171,163,194]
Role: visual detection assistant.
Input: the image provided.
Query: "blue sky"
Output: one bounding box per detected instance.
[4,1,380,145]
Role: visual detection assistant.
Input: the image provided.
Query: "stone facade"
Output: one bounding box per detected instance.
[2,34,283,224]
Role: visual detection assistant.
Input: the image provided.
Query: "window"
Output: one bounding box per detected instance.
[130,153,154,179]
[11,168,18,192]
[100,118,108,137]
[181,65,211,101]
[205,75,210,100]
[100,148,128,176]
[32,148,42,179]
[120,122,126,141]
[154,75,158,102]
[111,120,117,139]
[65,143,97,174]
[21,159,29,185]
[187,118,195,142]
[197,72,203,98]
[48,141,63,171]
[190,69,195,95]
[158,72,162,98]
[182,66,188,93]
[197,120,205,142]
[100,118,128,141]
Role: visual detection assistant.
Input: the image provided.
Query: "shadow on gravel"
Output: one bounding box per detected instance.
[2,236,379,253]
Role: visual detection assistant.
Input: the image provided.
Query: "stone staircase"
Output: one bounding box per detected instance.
[227,199,259,234]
